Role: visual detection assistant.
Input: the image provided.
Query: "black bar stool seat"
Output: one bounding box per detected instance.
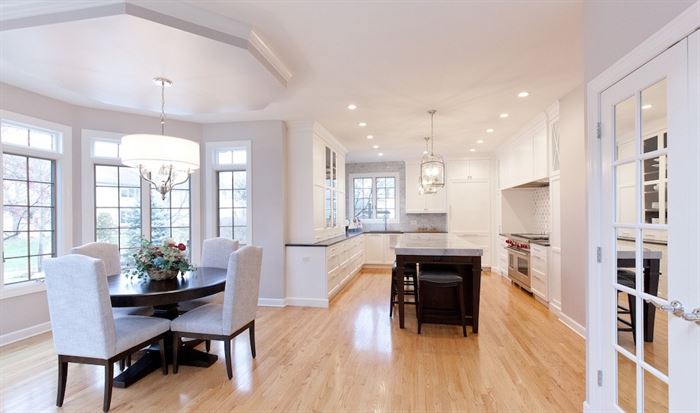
[417,268,467,337]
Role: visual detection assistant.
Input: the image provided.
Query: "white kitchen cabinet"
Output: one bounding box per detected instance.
[446,159,490,181]
[405,160,447,213]
[497,235,508,276]
[530,243,548,304]
[364,234,386,264]
[532,127,548,180]
[286,234,366,308]
[448,181,491,233]
[498,115,548,189]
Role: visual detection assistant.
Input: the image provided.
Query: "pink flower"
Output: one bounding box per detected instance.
[177,243,186,251]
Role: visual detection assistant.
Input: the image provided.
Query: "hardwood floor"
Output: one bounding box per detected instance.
[0,269,585,412]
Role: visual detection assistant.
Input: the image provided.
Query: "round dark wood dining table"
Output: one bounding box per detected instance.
[107,267,227,388]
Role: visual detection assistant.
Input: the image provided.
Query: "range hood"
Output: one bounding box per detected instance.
[512,178,549,189]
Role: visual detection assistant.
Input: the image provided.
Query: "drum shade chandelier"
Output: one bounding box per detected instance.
[419,109,445,192]
[120,77,200,200]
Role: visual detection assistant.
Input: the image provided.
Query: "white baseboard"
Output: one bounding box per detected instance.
[0,321,51,347]
[549,300,562,317]
[583,401,592,413]
[559,312,586,339]
[257,298,286,307]
[285,297,328,308]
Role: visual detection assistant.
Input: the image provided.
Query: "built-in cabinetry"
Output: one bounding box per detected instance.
[498,114,548,189]
[287,121,347,244]
[326,235,365,297]
[447,159,492,268]
[546,102,562,313]
[405,160,447,213]
[530,243,548,303]
[364,233,401,265]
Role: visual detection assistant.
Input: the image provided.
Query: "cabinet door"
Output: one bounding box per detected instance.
[384,234,399,264]
[467,159,490,181]
[448,181,490,233]
[405,161,426,213]
[364,234,385,264]
[533,126,548,180]
[425,188,447,212]
[446,160,468,180]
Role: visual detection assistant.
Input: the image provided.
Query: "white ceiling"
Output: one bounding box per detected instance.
[0,1,584,161]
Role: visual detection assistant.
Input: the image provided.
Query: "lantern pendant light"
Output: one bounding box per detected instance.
[419,109,445,191]
[120,77,200,200]
[418,136,437,194]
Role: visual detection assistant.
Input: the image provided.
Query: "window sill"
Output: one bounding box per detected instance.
[0,280,47,300]
[357,219,400,224]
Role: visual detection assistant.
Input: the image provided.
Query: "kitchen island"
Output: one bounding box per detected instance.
[394,233,484,331]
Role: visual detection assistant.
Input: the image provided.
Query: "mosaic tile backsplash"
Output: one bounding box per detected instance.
[533,187,551,234]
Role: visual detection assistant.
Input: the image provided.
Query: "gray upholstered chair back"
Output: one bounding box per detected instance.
[44,254,117,359]
[71,242,121,276]
[201,238,240,269]
[222,246,263,335]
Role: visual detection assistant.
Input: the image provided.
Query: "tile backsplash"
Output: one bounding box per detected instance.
[345,161,447,232]
[533,187,551,234]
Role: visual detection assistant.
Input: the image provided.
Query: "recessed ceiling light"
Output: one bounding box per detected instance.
[499,113,509,118]
[642,104,653,110]
[423,150,428,154]
[378,152,383,156]
[372,145,379,149]
[469,148,476,152]
[358,122,367,127]
[477,140,484,144]
[347,104,357,110]
[366,135,374,140]
[486,128,494,133]
[517,91,529,98]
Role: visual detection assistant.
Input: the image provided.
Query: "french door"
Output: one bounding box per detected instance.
[599,32,699,412]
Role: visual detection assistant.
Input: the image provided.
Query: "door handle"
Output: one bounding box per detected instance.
[646,299,700,324]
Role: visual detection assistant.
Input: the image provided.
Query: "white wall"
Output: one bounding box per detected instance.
[583,0,696,82]
[202,121,287,302]
[559,84,586,327]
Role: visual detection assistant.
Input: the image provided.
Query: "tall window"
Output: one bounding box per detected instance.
[151,181,190,245]
[1,119,65,287]
[217,171,247,243]
[351,174,399,221]
[207,145,250,245]
[94,165,142,265]
[2,154,55,284]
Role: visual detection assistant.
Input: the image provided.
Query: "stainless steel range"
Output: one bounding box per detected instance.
[505,234,549,292]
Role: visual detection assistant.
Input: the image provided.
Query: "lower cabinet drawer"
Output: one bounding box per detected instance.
[531,268,547,297]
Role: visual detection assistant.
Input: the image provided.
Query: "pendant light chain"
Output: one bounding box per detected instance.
[160,78,166,136]
[429,109,436,155]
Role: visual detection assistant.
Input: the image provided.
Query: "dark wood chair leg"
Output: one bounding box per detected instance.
[249,321,256,358]
[628,293,637,343]
[126,354,131,368]
[56,357,68,407]
[172,334,180,374]
[159,337,167,375]
[205,340,211,353]
[389,277,395,317]
[417,287,423,334]
[224,338,233,380]
[118,358,125,371]
[103,362,113,412]
[458,282,467,337]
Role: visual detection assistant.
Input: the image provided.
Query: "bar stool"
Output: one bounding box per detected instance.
[417,270,467,337]
[389,262,417,317]
[617,269,637,341]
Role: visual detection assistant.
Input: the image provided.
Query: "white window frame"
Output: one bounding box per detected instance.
[349,172,400,224]
[204,140,252,247]
[81,130,201,264]
[0,110,72,299]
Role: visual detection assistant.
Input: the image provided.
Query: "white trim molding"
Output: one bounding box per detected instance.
[257,298,287,308]
[0,321,51,347]
[559,313,586,339]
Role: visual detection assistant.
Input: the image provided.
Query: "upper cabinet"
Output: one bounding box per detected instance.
[405,160,447,213]
[287,121,347,243]
[498,114,549,189]
[547,102,561,177]
[447,159,490,181]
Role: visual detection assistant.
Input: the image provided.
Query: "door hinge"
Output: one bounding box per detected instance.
[597,370,603,386]
[596,122,602,139]
[596,247,602,263]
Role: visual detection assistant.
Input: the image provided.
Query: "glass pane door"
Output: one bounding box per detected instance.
[599,35,699,412]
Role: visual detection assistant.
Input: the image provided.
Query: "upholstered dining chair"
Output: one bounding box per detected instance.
[171,245,262,380]
[178,237,240,353]
[44,255,170,412]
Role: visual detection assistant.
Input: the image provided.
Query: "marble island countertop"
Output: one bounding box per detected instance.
[394,233,483,256]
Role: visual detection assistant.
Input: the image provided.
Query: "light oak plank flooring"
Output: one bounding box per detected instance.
[0,270,585,412]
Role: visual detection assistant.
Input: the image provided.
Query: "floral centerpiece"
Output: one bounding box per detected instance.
[132,238,194,281]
